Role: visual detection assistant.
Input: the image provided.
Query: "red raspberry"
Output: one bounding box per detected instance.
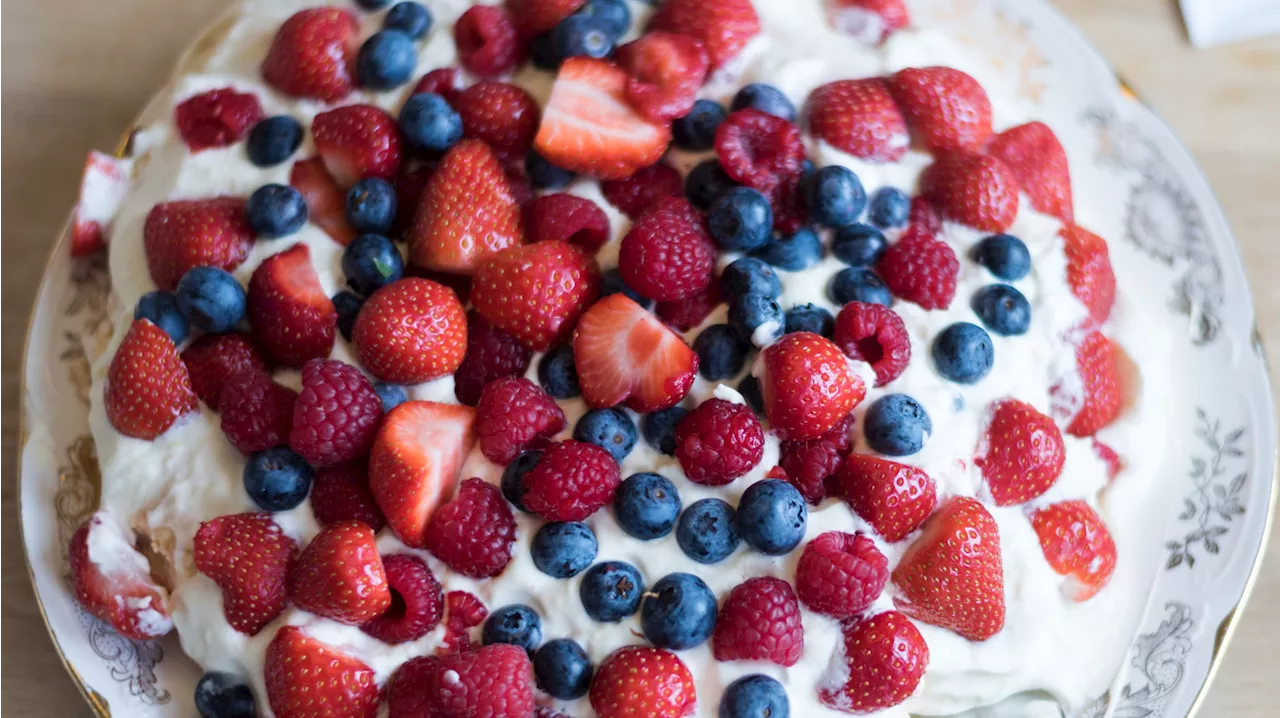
[655,281,723,332]
[440,590,488,654]
[475,377,567,465]
[675,399,764,486]
[617,197,716,301]
[455,81,541,161]
[522,193,611,251]
[601,162,684,218]
[617,32,709,122]
[174,88,264,152]
[712,576,804,667]
[455,6,522,77]
[505,164,535,206]
[778,437,842,504]
[388,644,534,718]
[909,196,942,237]
[361,554,444,644]
[822,413,857,456]
[767,172,809,234]
[289,359,383,468]
[522,440,621,521]
[413,67,465,103]
[393,165,433,237]
[453,311,533,406]
[508,0,585,36]
[833,301,911,387]
[311,463,386,531]
[181,332,270,411]
[219,372,297,454]
[876,233,959,310]
[425,478,517,578]
[795,531,888,619]
[715,109,806,193]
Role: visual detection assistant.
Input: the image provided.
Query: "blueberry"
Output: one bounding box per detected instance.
[246,116,303,167]
[642,406,688,456]
[538,345,581,398]
[194,671,255,718]
[641,572,718,650]
[574,408,637,462]
[737,375,764,415]
[832,224,888,267]
[801,166,866,228]
[333,290,364,341]
[614,472,682,540]
[736,479,807,555]
[357,30,417,90]
[532,521,598,578]
[355,0,392,8]
[829,267,891,306]
[384,2,432,39]
[243,447,313,511]
[931,322,994,384]
[971,284,1031,336]
[526,151,576,189]
[575,0,631,38]
[374,383,407,412]
[729,294,784,346]
[709,187,774,251]
[399,93,462,152]
[134,291,189,344]
[345,177,398,234]
[732,83,796,121]
[600,268,649,306]
[686,159,736,210]
[502,450,542,513]
[864,394,931,456]
[673,100,727,151]
[719,675,790,718]
[342,234,404,296]
[534,638,593,700]
[721,257,781,301]
[753,227,823,271]
[972,233,1031,280]
[694,324,751,380]
[552,14,613,59]
[579,561,645,622]
[677,498,741,564]
[482,604,543,653]
[246,184,307,238]
[529,32,562,70]
[784,304,834,337]
[868,187,910,229]
[176,267,247,333]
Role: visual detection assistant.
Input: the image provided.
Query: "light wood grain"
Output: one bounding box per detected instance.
[2,0,1277,715]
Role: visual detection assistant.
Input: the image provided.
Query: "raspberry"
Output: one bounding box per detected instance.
[455,81,541,160]
[311,463,386,531]
[453,311,532,406]
[876,233,959,310]
[413,67,465,104]
[601,162,684,218]
[174,88,264,152]
[768,172,809,234]
[394,165,433,237]
[522,193,610,251]
[454,6,522,77]
[795,531,888,618]
[655,281,723,332]
[475,377,567,465]
[505,165,535,206]
[425,478,517,578]
[822,413,857,456]
[508,0,585,36]
[522,440,621,521]
[219,371,297,454]
[617,32,710,122]
[361,554,444,644]
[712,576,804,666]
[715,109,806,193]
[182,332,270,411]
[388,644,534,718]
[778,437,842,503]
[833,301,911,386]
[289,358,383,467]
[909,196,942,237]
[675,398,764,486]
[440,590,489,654]
[617,198,716,301]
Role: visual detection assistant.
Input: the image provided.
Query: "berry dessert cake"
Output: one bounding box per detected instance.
[64,0,1169,716]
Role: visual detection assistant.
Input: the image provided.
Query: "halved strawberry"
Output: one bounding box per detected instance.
[264,626,379,718]
[174,88,264,153]
[827,0,910,44]
[761,332,866,441]
[261,8,358,103]
[921,150,1019,233]
[572,293,698,412]
[1055,330,1124,437]
[988,121,1073,222]
[69,512,172,640]
[648,0,760,69]
[143,197,253,291]
[352,277,468,384]
[289,157,357,245]
[289,521,390,625]
[193,512,298,636]
[976,399,1065,506]
[1031,500,1117,602]
[534,57,672,180]
[472,240,602,351]
[1061,223,1116,327]
[617,32,710,122]
[312,104,402,187]
[888,66,993,153]
[807,78,908,162]
[247,244,337,368]
[828,454,937,542]
[817,611,927,713]
[104,319,198,440]
[369,401,476,548]
[71,151,130,257]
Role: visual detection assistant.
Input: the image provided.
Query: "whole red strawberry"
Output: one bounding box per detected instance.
[522,439,621,521]
[289,521,389,624]
[829,454,937,542]
[312,104,402,186]
[290,157,356,245]
[143,197,252,291]
[817,611,928,712]
[618,197,716,301]
[522,193,611,251]
[453,311,533,406]
[617,32,710,122]
[976,399,1065,506]
[648,0,760,69]
[104,319,198,440]
[69,512,172,640]
[1031,500,1118,601]
[290,358,383,467]
[389,644,534,718]
[455,6,522,77]
[761,332,865,441]
[601,162,684,218]
[361,553,443,644]
[247,244,337,368]
[218,370,297,454]
[989,121,1073,222]
[472,240,602,351]
[262,8,358,103]
[311,462,386,531]
[1056,330,1123,437]
[476,377,566,465]
[876,231,959,310]
[922,150,1020,233]
[590,646,697,718]
[425,478,517,578]
[181,332,270,411]
[675,398,764,486]
[194,512,298,636]
[1061,223,1116,327]
[713,576,804,666]
[833,301,911,386]
[715,109,806,193]
[573,293,699,411]
[888,66,993,153]
[265,626,379,718]
[828,0,910,43]
[174,88,264,152]
[807,78,908,162]
[353,277,468,384]
[456,81,541,161]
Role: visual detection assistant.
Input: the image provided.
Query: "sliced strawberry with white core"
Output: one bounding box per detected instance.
[69,511,172,640]
[71,151,131,257]
[572,293,698,412]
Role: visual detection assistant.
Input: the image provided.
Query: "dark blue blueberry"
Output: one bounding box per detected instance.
[801,159,817,177]
[729,294,784,346]
[738,375,764,414]
[342,233,404,296]
[532,521,598,578]
[573,407,637,462]
[345,177,397,234]
[642,406,688,456]
[971,233,1031,281]
[194,671,256,718]
[719,675,790,718]
[243,447,313,511]
[579,561,645,622]
[694,324,751,381]
[600,268,650,307]
[482,604,543,653]
[673,100,727,151]
[801,166,866,228]
[552,15,613,59]
[829,267,891,306]
[502,450,542,513]
[246,116,303,167]
[333,291,363,341]
[356,30,417,90]
[686,159,736,210]
[526,151,576,189]
[753,227,823,271]
[864,394,931,456]
[721,257,781,300]
[399,92,462,152]
[246,184,307,239]
[533,638,593,700]
[731,83,796,121]
[832,223,888,267]
[709,187,774,251]
[176,267,247,333]
[971,284,1031,336]
[641,572,718,650]
[676,498,740,564]
[735,479,807,555]
[614,472,682,540]
[538,345,581,398]
[529,32,562,70]
[374,383,407,412]
[784,304,834,337]
[931,322,994,384]
[575,0,631,38]
[868,187,910,229]
[134,291,189,345]
[384,2,432,39]
[356,0,392,8]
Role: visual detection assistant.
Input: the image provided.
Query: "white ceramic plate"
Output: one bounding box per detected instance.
[18,0,1277,716]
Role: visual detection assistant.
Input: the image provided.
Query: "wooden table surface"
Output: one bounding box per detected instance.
[2,0,1277,715]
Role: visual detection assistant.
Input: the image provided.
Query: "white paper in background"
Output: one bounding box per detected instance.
[1180,0,1280,47]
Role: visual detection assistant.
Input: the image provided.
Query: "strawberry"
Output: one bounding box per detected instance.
[572,293,698,412]
[104,319,198,440]
[408,139,523,275]
[472,240,602,351]
[892,496,1004,641]
[888,66,993,153]
[289,157,357,245]
[988,121,1073,222]
[648,0,760,69]
[1094,439,1123,480]
[68,512,172,640]
[1057,330,1123,437]
[921,150,1019,233]
[534,57,672,180]
[828,0,910,43]
[264,626,379,718]
[312,104,403,187]
[352,277,468,383]
[807,78,908,162]
[143,197,253,291]
[369,401,476,548]
[193,512,298,636]
[247,244,337,368]
[388,644,534,718]
[289,521,390,624]
[1031,500,1117,601]
[508,0,585,36]
[976,399,1065,506]
[1061,223,1116,327]
[590,646,697,718]
[617,32,710,122]
[455,82,541,161]
[174,88,264,153]
[828,454,937,542]
[71,151,130,257]
[817,611,927,712]
[760,332,866,441]
[522,193,611,250]
[261,8,358,103]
